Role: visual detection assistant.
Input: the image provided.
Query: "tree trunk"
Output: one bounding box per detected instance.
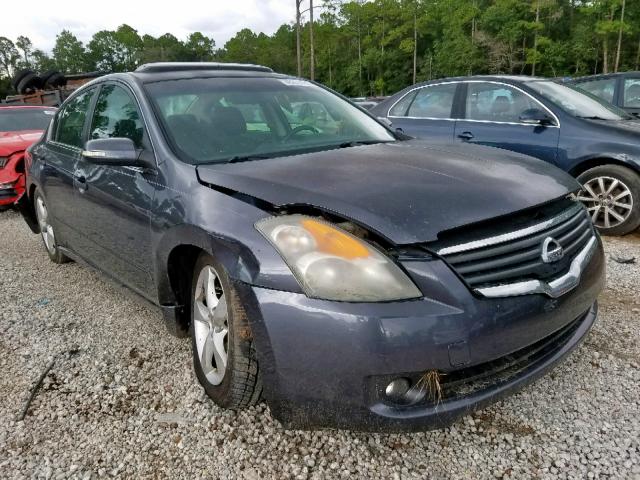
[309,0,315,80]
[532,1,540,76]
[381,15,385,57]
[296,0,302,77]
[357,2,362,96]
[471,0,476,43]
[614,0,625,73]
[636,35,640,71]
[413,6,417,84]
[603,6,614,74]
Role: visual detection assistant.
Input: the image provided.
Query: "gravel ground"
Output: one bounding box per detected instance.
[0,208,638,480]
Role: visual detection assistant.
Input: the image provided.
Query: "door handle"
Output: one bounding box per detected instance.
[458,131,474,140]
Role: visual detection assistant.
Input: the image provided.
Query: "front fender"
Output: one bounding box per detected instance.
[154,224,264,306]
[559,129,640,174]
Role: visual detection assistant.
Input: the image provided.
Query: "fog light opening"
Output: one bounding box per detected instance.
[385,378,411,400]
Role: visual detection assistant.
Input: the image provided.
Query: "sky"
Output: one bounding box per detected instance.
[1,0,298,53]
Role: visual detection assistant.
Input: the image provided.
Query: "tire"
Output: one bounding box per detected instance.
[33,191,70,264]
[12,69,34,90]
[16,73,43,94]
[577,164,640,236]
[190,252,262,409]
[41,70,67,89]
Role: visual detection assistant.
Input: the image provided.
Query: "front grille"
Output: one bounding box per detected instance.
[0,188,17,199]
[433,199,595,289]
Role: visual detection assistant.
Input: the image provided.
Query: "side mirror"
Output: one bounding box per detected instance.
[519,108,554,126]
[82,138,152,169]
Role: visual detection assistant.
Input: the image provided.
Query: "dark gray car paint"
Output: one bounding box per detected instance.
[196,140,580,245]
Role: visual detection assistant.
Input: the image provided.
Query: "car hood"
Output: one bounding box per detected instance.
[196,141,579,244]
[0,130,43,156]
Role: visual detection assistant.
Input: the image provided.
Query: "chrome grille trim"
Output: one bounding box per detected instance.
[476,236,597,298]
[437,203,584,256]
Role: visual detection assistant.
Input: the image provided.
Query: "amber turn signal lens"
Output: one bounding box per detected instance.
[301,219,370,259]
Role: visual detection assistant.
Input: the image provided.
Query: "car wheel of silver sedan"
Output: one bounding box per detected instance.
[577,165,640,236]
[190,252,262,408]
[33,191,69,264]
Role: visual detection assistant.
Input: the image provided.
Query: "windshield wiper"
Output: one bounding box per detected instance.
[337,140,389,148]
[227,154,271,164]
[576,115,610,120]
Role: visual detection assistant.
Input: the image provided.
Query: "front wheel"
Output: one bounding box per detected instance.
[190,252,262,409]
[577,165,640,236]
[33,191,70,264]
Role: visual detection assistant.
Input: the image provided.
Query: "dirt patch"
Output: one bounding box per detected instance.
[584,330,639,363]
[597,288,640,309]
[472,411,537,437]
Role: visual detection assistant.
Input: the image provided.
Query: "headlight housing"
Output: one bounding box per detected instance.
[256,215,422,302]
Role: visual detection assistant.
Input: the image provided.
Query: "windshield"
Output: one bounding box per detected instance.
[144,77,395,164]
[527,81,631,121]
[0,108,55,132]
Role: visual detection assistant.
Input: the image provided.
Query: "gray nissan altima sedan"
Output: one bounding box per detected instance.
[17,63,604,431]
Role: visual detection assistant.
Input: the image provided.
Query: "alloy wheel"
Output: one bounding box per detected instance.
[577,176,634,229]
[193,265,229,386]
[35,196,57,254]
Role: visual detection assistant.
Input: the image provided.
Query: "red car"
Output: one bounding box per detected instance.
[0,106,56,209]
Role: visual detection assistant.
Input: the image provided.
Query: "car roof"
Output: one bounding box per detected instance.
[571,71,640,82]
[414,75,548,86]
[135,62,273,73]
[112,62,288,84]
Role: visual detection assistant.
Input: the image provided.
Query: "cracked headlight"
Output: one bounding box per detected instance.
[256,215,422,302]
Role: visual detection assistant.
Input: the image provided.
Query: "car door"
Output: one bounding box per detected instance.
[72,82,157,298]
[386,82,459,141]
[620,76,640,117]
[35,87,97,248]
[454,81,560,165]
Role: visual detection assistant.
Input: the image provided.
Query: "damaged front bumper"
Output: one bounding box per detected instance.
[0,154,26,207]
[233,239,604,432]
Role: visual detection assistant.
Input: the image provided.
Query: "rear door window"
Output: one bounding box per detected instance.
[55,88,96,148]
[403,84,457,119]
[388,90,418,117]
[623,78,640,108]
[577,78,616,104]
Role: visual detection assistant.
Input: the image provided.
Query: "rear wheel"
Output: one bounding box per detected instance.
[33,191,70,264]
[190,252,261,409]
[577,165,640,236]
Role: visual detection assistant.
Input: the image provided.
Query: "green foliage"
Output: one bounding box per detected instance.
[0,37,19,77]
[53,30,89,74]
[184,32,216,61]
[1,0,640,100]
